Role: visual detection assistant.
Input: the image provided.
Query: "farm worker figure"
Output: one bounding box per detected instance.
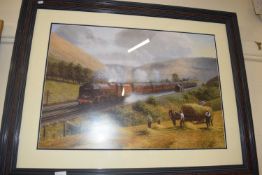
[169,109,176,126]
[205,111,212,128]
[157,117,161,125]
[180,111,185,128]
[147,114,153,128]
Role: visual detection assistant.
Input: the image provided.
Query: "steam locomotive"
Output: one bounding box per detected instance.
[78,81,197,105]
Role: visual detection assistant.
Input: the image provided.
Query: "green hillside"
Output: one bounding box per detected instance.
[42,80,79,105]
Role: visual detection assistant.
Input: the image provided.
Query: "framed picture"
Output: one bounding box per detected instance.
[0,0,258,174]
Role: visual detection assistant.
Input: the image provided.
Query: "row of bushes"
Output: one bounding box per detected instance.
[188,86,220,101]
[109,96,169,126]
[206,98,222,111]
[108,82,222,126]
[46,59,93,84]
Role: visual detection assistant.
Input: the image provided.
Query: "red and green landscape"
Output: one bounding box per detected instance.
[38,24,226,149]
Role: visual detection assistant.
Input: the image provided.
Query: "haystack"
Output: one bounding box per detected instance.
[181,103,212,122]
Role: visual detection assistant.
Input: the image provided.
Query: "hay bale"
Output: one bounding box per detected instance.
[181,103,212,121]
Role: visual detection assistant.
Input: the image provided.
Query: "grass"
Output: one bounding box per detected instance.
[108,90,210,127]
[38,111,226,149]
[42,80,79,105]
[38,85,226,149]
[206,97,222,111]
[108,93,187,127]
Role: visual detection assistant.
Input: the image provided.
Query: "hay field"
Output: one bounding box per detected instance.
[38,111,226,149]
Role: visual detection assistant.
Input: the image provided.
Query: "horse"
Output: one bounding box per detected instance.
[169,110,180,127]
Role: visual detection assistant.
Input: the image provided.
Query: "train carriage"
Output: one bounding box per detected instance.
[78,81,197,105]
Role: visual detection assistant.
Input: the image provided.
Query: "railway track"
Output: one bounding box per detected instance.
[41,104,84,124]
[40,87,199,124]
[40,101,123,124]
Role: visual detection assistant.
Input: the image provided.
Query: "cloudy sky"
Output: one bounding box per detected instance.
[51,24,217,67]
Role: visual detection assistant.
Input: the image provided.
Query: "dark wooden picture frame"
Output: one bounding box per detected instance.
[0,0,258,174]
[0,20,4,41]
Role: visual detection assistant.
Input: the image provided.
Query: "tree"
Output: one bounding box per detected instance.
[79,66,85,83]
[58,61,67,80]
[83,68,93,83]
[46,61,53,78]
[172,73,179,82]
[46,62,59,80]
[66,62,74,82]
[74,64,82,83]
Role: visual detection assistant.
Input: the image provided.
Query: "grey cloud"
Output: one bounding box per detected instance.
[145,32,193,59]
[52,24,214,68]
[54,24,95,45]
[115,29,193,62]
[115,29,157,48]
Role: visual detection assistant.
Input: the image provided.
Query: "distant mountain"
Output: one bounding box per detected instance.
[48,32,104,71]
[94,58,219,83]
[46,33,219,83]
[134,57,219,83]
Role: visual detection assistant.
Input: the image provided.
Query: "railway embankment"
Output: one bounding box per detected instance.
[42,80,80,105]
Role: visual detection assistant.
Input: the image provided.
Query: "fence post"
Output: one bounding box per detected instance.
[43,125,46,139]
[63,122,66,137]
[46,90,50,105]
